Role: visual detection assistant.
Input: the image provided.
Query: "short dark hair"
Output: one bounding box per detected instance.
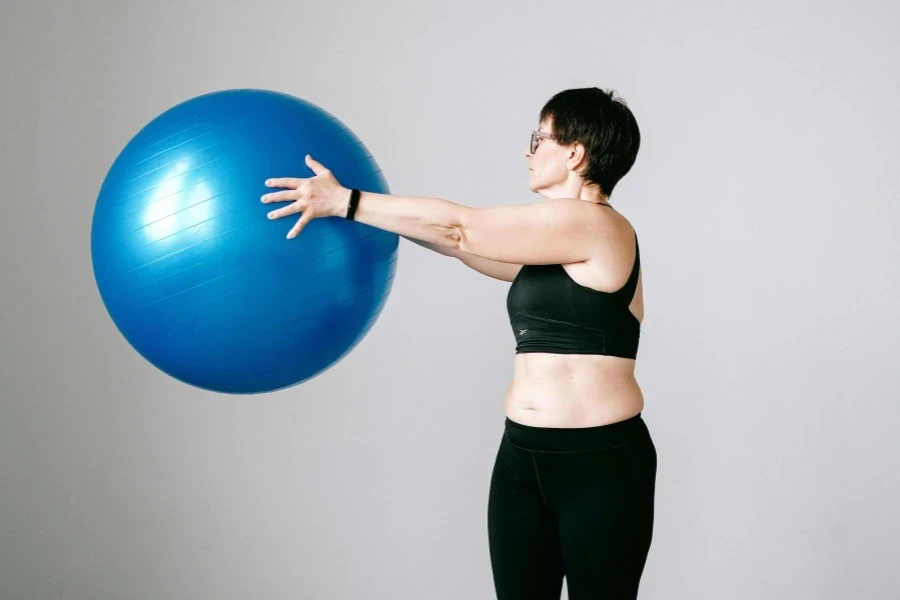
[539,87,640,198]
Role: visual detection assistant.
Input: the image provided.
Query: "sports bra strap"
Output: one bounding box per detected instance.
[594,203,639,300]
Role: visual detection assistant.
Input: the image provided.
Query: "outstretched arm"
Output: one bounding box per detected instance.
[263,155,611,265]
[400,235,522,283]
[334,189,609,265]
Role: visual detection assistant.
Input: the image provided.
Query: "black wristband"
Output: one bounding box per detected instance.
[346,188,361,221]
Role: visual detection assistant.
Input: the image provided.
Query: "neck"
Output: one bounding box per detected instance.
[545,176,608,205]
[581,186,609,205]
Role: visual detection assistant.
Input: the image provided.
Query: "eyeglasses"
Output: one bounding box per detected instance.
[530,130,556,154]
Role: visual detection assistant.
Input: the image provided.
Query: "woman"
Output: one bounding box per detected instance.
[262,87,656,599]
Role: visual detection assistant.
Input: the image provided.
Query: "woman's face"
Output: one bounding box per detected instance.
[525,119,567,198]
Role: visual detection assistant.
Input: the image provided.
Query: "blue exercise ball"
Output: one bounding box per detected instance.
[91,89,398,394]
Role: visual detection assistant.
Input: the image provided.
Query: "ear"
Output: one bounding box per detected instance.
[567,141,588,171]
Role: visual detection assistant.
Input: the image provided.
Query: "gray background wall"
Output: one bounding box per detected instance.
[2,1,898,598]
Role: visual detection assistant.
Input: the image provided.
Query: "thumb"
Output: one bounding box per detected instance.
[306,154,328,176]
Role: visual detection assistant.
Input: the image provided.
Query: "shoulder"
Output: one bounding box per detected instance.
[559,198,635,239]
[579,202,638,265]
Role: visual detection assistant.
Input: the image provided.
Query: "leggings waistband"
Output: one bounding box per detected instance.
[504,413,650,452]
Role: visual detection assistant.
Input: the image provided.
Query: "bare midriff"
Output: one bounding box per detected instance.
[504,352,644,428]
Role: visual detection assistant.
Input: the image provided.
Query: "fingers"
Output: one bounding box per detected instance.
[265,177,302,189]
[267,202,305,220]
[264,165,329,240]
[287,212,314,239]
[260,189,297,203]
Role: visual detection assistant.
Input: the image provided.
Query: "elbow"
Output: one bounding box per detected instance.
[449,224,468,253]
[436,210,466,252]
[452,207,474,253]
[424,223,463,252]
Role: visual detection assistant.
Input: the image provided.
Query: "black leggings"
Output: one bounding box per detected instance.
[487,413,657,599]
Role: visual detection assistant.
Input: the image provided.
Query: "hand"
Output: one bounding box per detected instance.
[261,154,351,239]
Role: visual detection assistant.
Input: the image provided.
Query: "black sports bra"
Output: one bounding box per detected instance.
[505,205,641,358]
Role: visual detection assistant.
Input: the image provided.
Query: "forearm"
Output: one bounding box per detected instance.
[333,188,465,251]
[401,234,459,257]
[399,234,519,281]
